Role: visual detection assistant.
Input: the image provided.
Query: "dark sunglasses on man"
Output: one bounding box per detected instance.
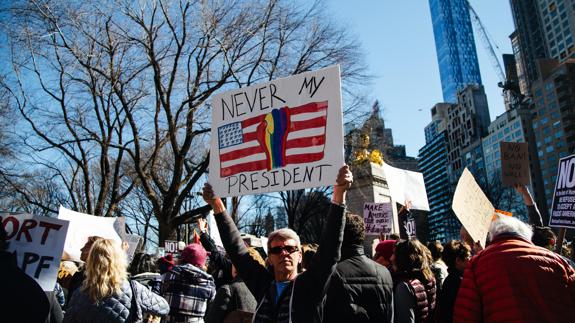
[269,245,299,255]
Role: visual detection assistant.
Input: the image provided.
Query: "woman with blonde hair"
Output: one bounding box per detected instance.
[392,239,436,323]
[64,239,169,323]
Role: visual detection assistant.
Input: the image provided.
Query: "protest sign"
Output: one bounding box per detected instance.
[0,212,69,291]
[209,65,344,196]
[164,240,179,253]
[500,142,530,186]
[382,162,430,211]
[207,211,224,248]
[549,154,575,228]
[452,168,494,247]
[363,202,393,235]
[58,206,122,262]
[125,234,143,264]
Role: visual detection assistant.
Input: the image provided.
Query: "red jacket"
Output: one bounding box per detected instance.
[454,235,575,323]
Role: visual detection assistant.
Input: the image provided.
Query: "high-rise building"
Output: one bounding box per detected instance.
[531,58,575,216]
[429,0,483,103]
[419,103,460,242]
[509,0,575,95]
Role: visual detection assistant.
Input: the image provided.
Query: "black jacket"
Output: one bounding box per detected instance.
[215,203,346,323]
[323,245,394,323]
[435,268,462,323]
[200,231,234,288]
[205,278,257,323]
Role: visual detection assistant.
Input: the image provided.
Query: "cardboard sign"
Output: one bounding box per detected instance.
[549,154,575,228]
[209,65,344,197]
[363,202,393,235]
[500,142,530,186]
[382,162,430,211]
[0,212,69,291]
[452,168,494,247]
[58,206,123,262]
[164,240,179,253]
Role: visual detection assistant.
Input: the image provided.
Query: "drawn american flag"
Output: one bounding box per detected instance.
[217,101,328,177]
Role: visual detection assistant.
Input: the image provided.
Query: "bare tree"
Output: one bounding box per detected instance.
[1,0,368,244]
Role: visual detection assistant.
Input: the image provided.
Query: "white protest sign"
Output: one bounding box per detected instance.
[452,168,494,247]
[0,212,69,291]
[164,240,179,253]
[207,211,224,248]
[58,206,122,262]
[125,234,143,264]
[363,202,393,235]
[382,162,430,211]
[210,65,344,196]
[549,154,575,228]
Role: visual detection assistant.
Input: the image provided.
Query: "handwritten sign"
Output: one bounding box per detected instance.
[500,142,530,186]
[363,202,393,235]
[452,168,494,247]
[209,65,344,196]
[549,154,575,228]
[382,162,430,211]
[58,206,123,262]
[0,212,69,291]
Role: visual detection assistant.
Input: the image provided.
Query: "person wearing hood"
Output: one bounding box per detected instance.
[322,213,394,322]
[160,243,217,323]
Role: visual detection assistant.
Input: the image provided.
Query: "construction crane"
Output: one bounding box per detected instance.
[467,1,525,109]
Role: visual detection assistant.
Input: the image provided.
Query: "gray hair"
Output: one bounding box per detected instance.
[267,228,301,250]
[489,216,533,241]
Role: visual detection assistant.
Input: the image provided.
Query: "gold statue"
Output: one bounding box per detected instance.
[353,133,383,165]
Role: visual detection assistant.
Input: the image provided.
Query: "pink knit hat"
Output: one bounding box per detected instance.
[375,240,396,261]
[180,243,207,267]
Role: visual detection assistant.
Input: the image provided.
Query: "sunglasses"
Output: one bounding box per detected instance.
[269,245,299,255]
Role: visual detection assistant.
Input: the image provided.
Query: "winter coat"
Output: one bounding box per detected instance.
[200,232,234,289]
[454,235,575,322]
[394,278,436,323]
[215,203,346,323]
[132,272,162,294]
[435,268,462,323]
[204,278,257,323]
[161,263,217,323]
[430,260,447,291]
[64,280,169,323]
[323,245,394,323]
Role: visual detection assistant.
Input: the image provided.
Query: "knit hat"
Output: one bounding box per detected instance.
[375,240,396,261]
[158,253,175,272]
[180,243,207,268]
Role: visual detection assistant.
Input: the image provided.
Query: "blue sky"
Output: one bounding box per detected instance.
[327,0,515,157]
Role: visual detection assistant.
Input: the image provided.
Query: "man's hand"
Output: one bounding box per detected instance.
[514,184,534,206]
[398,200,412,216]
[202,183,226,214]
[332,165,353,205]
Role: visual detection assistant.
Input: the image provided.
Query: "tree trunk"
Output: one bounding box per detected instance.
[158,219,177,246]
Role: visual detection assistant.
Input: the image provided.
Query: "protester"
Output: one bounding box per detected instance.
[205,248,261,323]
[157,253,176,274]
[197,217,234,288]
[323,213,394,322]
[160,243,217,322]
[427,240,448,291]
[454,216,575,322]
[64,239,169,322]
[67,235,103,306]
[373,240,396,272]
[531,226,556,250]
[392,239,436,323]
[435,240,471,323]
[202,165,352,323]
[0,225,51,322]
[129,252,162,293]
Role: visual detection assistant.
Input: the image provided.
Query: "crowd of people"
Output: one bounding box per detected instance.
[2,165,575,323]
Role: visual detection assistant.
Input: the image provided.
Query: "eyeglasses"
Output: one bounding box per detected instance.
[269,245,299,255]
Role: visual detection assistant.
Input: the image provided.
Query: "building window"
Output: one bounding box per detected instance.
[546,146,554,153]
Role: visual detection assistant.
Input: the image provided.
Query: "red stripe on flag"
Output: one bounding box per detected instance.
[221,159,268,177]
[242,114,266,128]
[286,135,325,149]
[289,101,327,115]
[220,146,264,162]
[285,152,325,164]
[290,116,326,131]
[243,131,259,142]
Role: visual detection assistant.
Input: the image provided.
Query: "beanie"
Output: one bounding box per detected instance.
[181,243,207,268]
[375,240,396,261]
[158,253,175,272]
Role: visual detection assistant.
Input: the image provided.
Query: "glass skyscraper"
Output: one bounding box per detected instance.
[429,0,483,103]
